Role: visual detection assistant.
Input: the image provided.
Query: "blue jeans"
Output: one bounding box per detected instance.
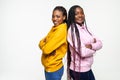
[70,69,95,80]
[45,66,64,80]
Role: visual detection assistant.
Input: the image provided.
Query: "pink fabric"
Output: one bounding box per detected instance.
[67,24,102,72]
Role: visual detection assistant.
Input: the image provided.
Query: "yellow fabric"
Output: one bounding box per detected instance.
[38,23,67,72]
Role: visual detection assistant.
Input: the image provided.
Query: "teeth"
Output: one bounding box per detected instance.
[54,22,57,24]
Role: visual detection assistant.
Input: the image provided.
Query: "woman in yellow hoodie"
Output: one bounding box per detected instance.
[38,6,67,80]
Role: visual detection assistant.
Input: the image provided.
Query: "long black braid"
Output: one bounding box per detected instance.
[67,5,82,80]
[67,5,92,80]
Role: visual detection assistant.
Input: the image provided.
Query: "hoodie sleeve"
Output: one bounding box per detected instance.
[40,25,67,55]
[67,27,96,58]
[86,27,103,51]
[80,42,96,57]
[91,36,103,51]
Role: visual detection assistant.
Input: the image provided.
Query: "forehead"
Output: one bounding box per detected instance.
[53,10,63,15]
[75,7,83,12]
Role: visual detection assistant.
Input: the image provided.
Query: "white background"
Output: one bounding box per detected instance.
[0,0,120,80]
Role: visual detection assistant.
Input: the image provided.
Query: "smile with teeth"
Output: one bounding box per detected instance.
[54,22,58,24]
[79,17,83,20]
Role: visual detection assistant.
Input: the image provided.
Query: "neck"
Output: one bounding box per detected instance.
[76,23,84,27]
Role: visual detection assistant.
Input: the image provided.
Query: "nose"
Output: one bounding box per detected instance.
[78,14,82,18]
[53,16,57,21]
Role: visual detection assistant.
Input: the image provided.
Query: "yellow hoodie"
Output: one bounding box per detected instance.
[38,23,67,72]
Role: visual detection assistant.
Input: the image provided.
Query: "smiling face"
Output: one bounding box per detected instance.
[75,7,85,26]
[52,10,66,27]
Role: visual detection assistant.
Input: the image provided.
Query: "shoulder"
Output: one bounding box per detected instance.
[59,23,67,28]
[56,23,67,31]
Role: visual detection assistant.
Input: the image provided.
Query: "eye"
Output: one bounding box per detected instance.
[75,12,79,15]
[56,15,60,18]
[80,12,84,15]
[52,15,55,18]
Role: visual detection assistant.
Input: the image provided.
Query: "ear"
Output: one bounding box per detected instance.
[63,16,66,21]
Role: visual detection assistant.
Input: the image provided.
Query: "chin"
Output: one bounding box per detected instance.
[54,24,58,27]
[78,21,84,23]
[77,22,84,25]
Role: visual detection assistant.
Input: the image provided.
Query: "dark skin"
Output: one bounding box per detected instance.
[75,7,96,50]
[85,38,96,49]
[43,9,66,56]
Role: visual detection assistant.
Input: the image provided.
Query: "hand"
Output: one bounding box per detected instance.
[93,38,96,43]
[85,44,92,49]
[50,50,56,56]
[43,38,46,42]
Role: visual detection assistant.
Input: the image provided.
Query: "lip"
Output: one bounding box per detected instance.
[78,17,84,21]
[53,22,58,26]
[53,21,59,26]
[77,19,83,22]
[53,21,58,24]
[76,18,84,24]
[78,17,84,20]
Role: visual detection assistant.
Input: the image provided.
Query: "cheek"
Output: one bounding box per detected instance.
[75,16,78,20]
[59,18,64,23]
